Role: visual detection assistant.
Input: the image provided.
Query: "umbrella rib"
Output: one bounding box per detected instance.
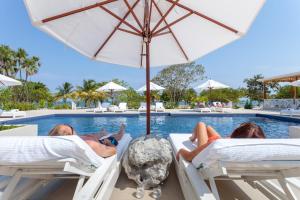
[152,1,189,61]
[152,12,192,36]
[123,0,143,30]
[99,5,142,35]
[41,0,117,23]
[165,0,239,34]
[150,0,179,35]
[94,0,141,58]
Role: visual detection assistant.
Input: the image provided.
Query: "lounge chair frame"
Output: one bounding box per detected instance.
[0,139,130,200]
[171,140,300,200]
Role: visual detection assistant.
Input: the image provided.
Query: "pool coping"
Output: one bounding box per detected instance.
[1,112,300,124]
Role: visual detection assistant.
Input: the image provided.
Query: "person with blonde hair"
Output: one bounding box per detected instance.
[49,124,125,158]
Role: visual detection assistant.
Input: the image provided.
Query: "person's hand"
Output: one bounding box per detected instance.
[176,149,182,161]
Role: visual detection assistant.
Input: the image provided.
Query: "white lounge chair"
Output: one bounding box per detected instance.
[281,108,300,116]
[155,102,165,112]
[0,109,26,118]
[94,102,107,113]
[71,101,77,110]
[169,134,300,200]
[109,102,127,112]
[0,134,132,200]
[138,102,146,112]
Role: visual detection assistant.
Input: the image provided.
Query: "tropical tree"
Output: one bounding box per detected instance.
[152,62,205,103]
[76,79,105,107]
[15,48,28,79]
[244,74,279,101]
[0,45,17,77]
[24,56,41,81]
[56,82,74,103]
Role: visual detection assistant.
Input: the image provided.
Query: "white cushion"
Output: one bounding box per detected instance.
[169,134,300,169]
[0,135,104,167]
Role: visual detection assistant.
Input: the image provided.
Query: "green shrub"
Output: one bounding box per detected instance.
[165,102,176,109]
[53,104,71,109]
[0,125,21,131]
[2,102,37,111]
[244,100,253,109]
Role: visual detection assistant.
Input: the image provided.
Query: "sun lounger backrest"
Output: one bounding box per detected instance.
[119,102,127,109]
[0,136,104,167]
[192,139,300,169]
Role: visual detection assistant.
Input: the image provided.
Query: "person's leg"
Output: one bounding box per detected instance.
[110,124,125,141]
[190,122,209,147]
[206,126,221,138]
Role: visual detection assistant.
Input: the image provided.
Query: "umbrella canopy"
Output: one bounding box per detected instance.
[195,79,230,90]
[137,82,165,92]
[289,80,300,87]
[96,81,127,92]
[24,0,265,134]
[0,74,22,87]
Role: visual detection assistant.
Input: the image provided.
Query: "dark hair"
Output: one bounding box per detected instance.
[230,122,265,138]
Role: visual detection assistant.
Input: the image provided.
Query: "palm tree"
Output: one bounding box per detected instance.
[56,82,74,104]
[15,48,28,80]
[24,56,41,81]
[0,45,17,77]
[77,80,105,107]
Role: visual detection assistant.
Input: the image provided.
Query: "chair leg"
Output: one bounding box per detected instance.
[209,176,220,200]
[2,170,22,200]
[73,175,86,199]
[278,178,298,200]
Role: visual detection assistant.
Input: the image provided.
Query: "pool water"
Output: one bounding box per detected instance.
[7,115,300,138]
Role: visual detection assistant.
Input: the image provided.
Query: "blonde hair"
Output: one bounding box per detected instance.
[48,124,75,136]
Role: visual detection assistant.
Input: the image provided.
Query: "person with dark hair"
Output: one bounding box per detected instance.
[176,122,265,162]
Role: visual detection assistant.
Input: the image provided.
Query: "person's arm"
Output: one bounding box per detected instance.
[84,140,116,158]
[176,142,212,162]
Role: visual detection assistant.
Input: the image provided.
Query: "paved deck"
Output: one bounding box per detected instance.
[43,164,271,200]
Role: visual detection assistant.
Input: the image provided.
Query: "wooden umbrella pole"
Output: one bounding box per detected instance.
[145,0,151,135]
[146,40,151,135]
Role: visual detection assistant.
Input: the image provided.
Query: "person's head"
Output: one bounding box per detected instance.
[230,122,265,138]
[48,124,75,136]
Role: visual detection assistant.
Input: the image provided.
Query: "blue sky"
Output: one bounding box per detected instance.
[1,1,300,91]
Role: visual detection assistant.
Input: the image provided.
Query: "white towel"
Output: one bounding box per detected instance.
[0,135,104,167]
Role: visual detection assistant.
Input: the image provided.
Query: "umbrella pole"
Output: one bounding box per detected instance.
[146,40,151,135]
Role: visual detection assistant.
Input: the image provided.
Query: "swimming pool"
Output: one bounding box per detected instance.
[4,114,300,138]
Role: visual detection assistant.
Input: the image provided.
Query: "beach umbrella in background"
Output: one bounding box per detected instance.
[195,79,230,91]
[0,74,22,87]
[24,0,265,135]
[289,80,300,87]
[137,82,165,92]
[96,81,127,104]
[195,79,230,100]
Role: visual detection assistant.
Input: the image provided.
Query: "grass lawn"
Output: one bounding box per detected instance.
[0,125,21,131]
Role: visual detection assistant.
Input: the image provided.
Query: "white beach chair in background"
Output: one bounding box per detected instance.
[155,102,165,112]
[71,101,77,110]
[0,135,132,200]
[93,102,107,113]
[138,102,146,112]
[169,134,300,200]
[280,108,300,116]
[117,102,127,112]
[0,109,26,118]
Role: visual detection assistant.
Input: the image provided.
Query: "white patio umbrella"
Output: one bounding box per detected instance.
[0,74,22,87]
[289,80,300,87]
[195,79,230,91]
[96,81,127,103]
[137,82,165,92]
[24,0,265,135]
